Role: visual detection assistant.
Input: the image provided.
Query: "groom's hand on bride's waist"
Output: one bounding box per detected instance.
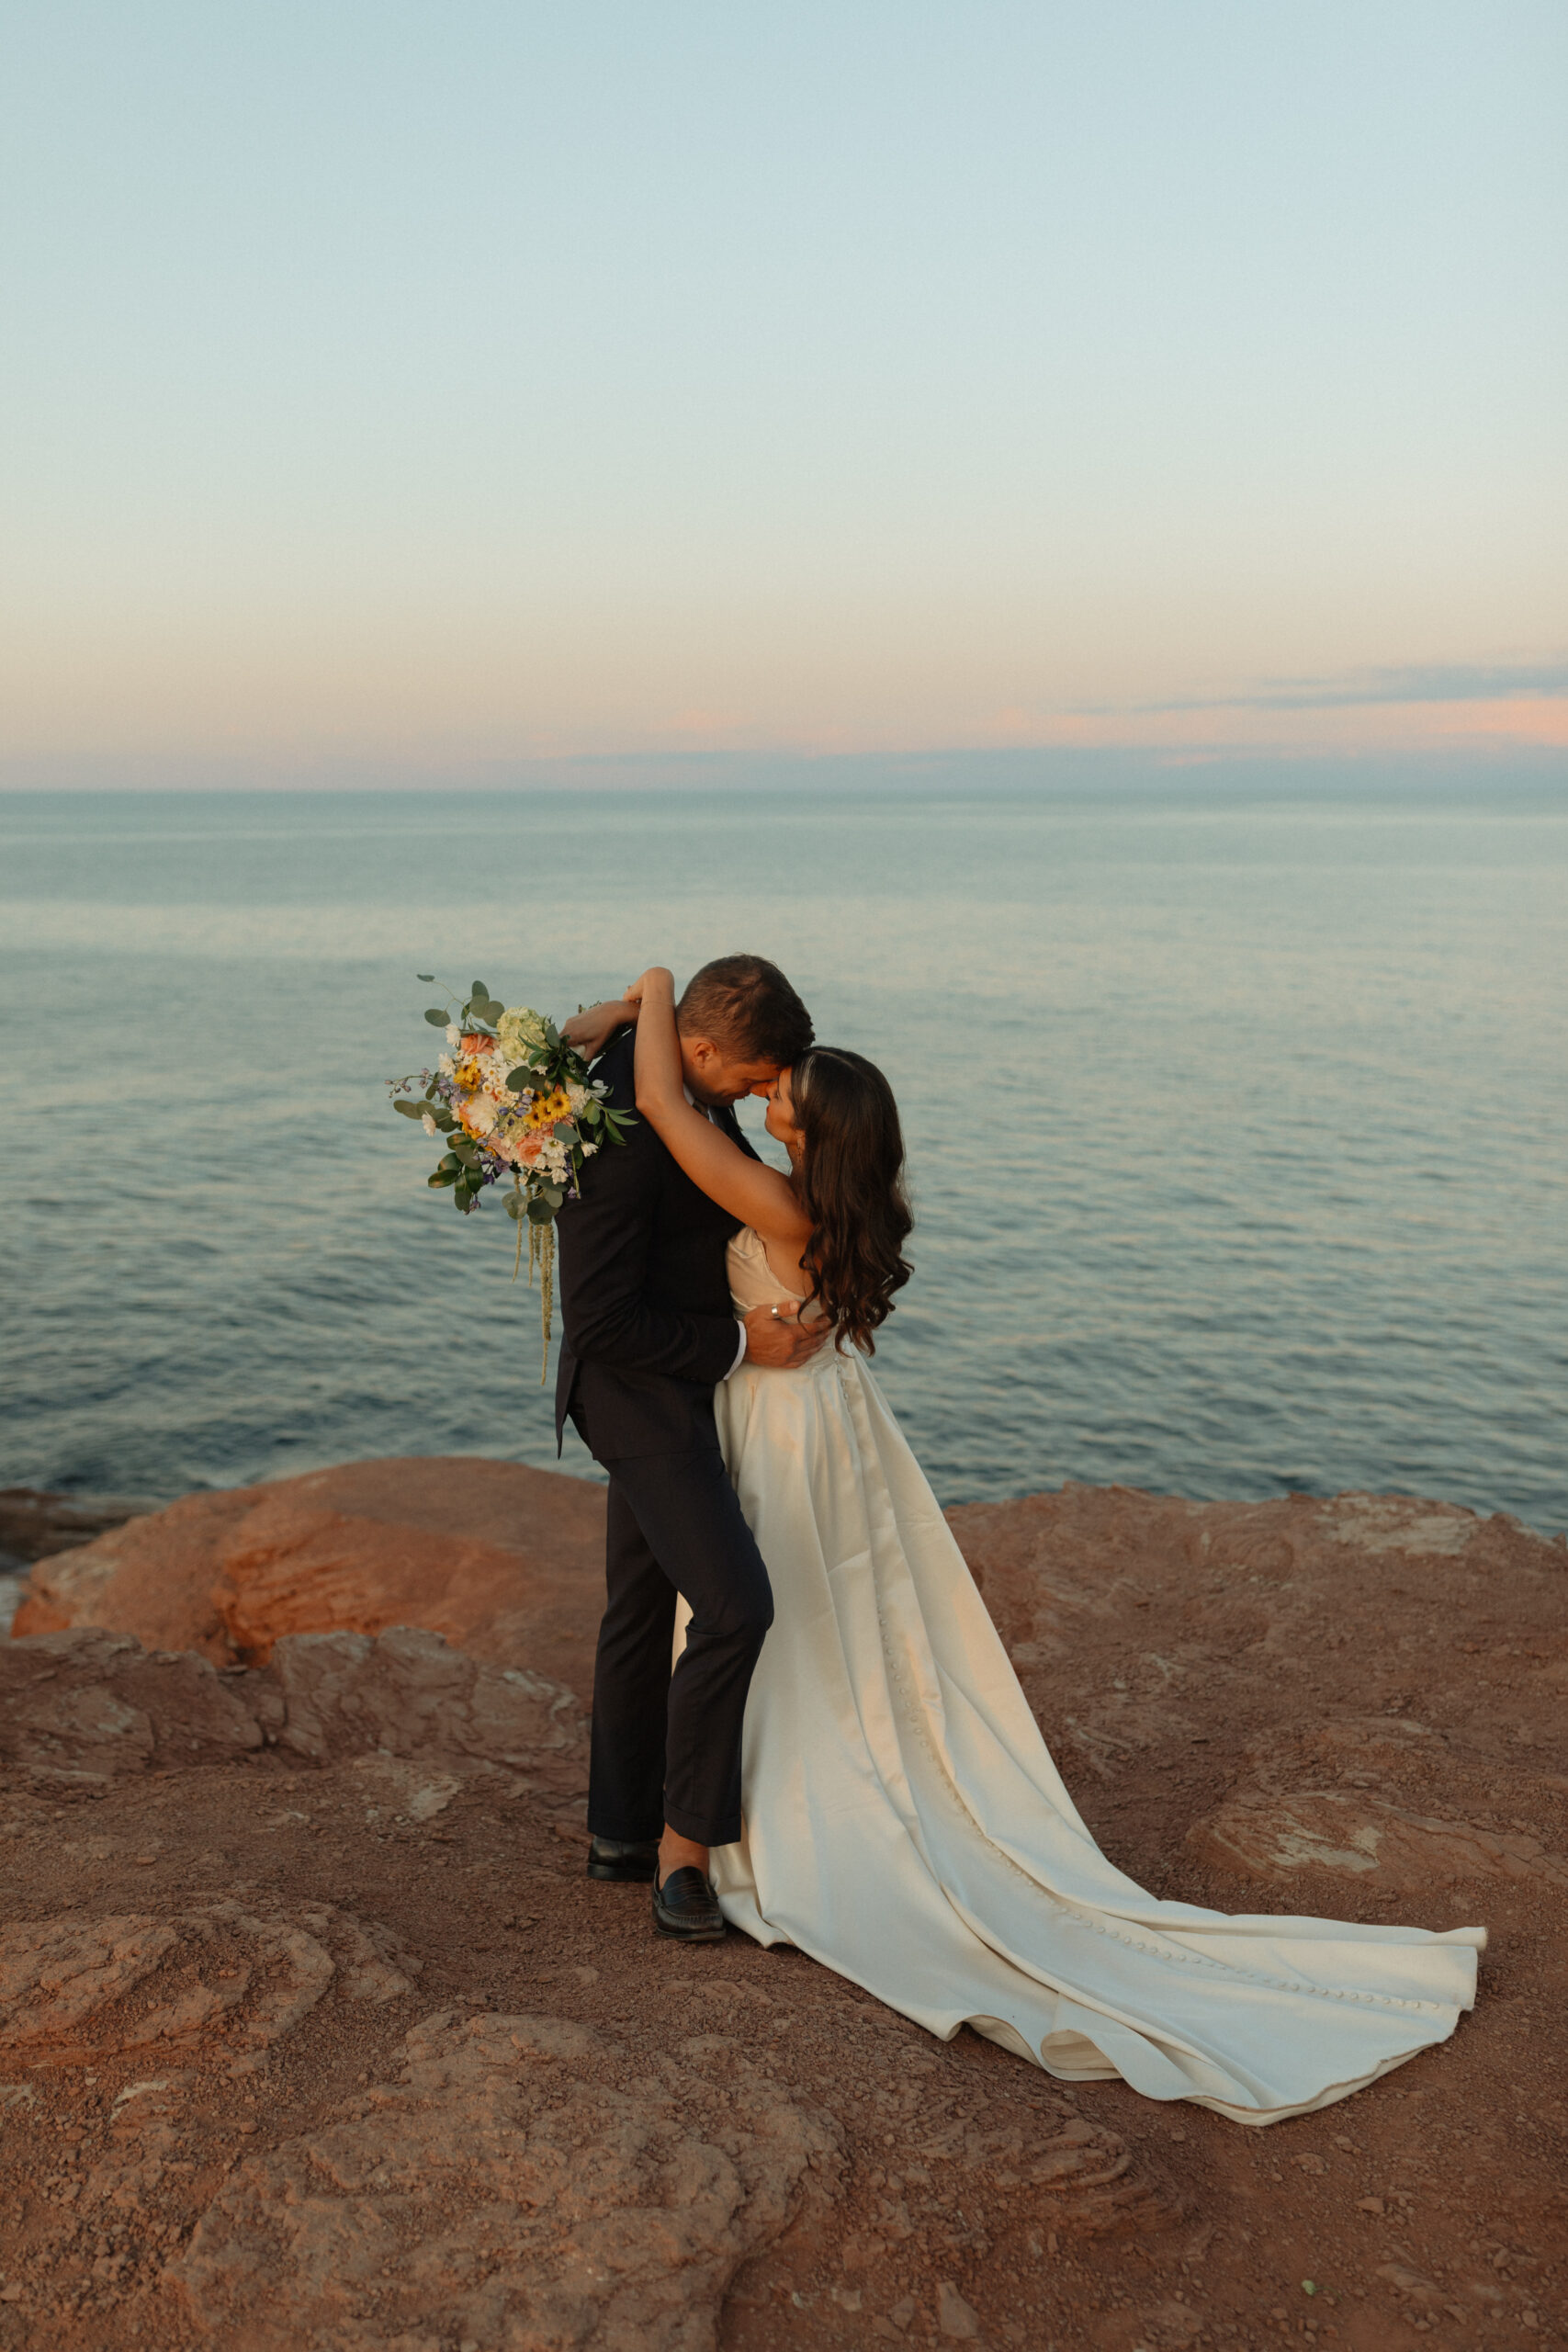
[739,1300,829,1369]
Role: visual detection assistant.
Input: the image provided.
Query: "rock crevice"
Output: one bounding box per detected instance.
[1,1623,588,1791]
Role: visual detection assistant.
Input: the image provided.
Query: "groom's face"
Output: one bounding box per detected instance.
[680,1033,783,1109]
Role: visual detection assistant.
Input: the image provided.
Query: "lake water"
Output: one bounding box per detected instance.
[2,779,1564,1534]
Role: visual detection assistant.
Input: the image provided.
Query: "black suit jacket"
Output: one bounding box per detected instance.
[554,1034,758,1461]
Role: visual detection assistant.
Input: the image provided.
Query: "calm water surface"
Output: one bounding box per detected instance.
[2,783,1564,1532]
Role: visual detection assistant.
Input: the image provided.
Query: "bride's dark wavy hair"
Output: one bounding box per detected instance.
[792,1046,913,1353]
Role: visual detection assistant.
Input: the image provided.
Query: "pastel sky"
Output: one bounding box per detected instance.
[3,2,1564,780]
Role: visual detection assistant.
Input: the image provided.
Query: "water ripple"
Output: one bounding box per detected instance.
[1,781,1564,1532]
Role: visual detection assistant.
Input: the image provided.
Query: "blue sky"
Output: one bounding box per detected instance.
[2,2,1563,779]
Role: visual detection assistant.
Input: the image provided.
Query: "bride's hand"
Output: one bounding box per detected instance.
[560,998,637,1057]
[623,966,671,1007]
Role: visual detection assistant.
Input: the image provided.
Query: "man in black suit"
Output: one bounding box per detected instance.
[555,955,825,1940]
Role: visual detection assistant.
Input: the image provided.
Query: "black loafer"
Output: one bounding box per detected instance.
[586,1836,660,1883]
[652,1865,726,1941]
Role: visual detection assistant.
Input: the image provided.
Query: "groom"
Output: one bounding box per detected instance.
[555,955,826,1940]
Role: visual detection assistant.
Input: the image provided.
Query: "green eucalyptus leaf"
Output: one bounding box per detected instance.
[526,1195,556,1225]
[416,972,434,983]
[504,1191,524,1218]
[423,1008,449,1026]
[392,1099,428,1119]
[428,1169,458,1188]
[505,1066,536,1093]
[469,979,490,1003]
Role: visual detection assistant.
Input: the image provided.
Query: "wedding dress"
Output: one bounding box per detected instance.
[696,1226,1483,2127]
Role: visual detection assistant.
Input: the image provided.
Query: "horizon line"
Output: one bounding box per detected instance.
[3,741,1567,797]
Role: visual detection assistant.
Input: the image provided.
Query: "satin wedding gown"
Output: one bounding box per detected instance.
[694,1227,1483,2127]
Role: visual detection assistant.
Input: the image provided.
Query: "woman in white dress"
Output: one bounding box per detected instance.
[585,968,1483,2127]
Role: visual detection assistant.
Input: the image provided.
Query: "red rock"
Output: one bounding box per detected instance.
[948,1483,1568,1910]
[0,1627,265,1783]
[12,1456,608,1690]
[0,1902,417,2074]
[0,1487,151,1564]
[1186,1786,1568,1890]
[171,2008,841,2349]
[11,1488,256,1662]
[267,1623,588,1781]
[0,1623,587,1791]
[5,1474,1566,2349]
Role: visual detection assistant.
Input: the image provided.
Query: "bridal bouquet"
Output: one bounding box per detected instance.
[389,978,634,1374]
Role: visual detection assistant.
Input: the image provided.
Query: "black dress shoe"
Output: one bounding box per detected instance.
[651,1865,726,1941]
[586,1836,660,1883]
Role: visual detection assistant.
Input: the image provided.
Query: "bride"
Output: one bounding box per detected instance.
[577,967,1483,2126]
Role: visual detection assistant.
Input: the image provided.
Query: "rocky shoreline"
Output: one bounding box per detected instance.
[0,1490,156,1641]
[2,1465,1564,2348]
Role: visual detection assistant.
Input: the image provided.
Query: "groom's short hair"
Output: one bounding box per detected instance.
[676,955,814,1067]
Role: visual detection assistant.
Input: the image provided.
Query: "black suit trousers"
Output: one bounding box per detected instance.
[580,1426,774,1849]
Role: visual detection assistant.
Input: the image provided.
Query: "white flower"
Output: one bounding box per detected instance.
[446,1023,461,1048]
[464,1095,499,1136]
[421,1113,437,1136]
[497,1007,549,1059]
[437,1053,455,1075]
